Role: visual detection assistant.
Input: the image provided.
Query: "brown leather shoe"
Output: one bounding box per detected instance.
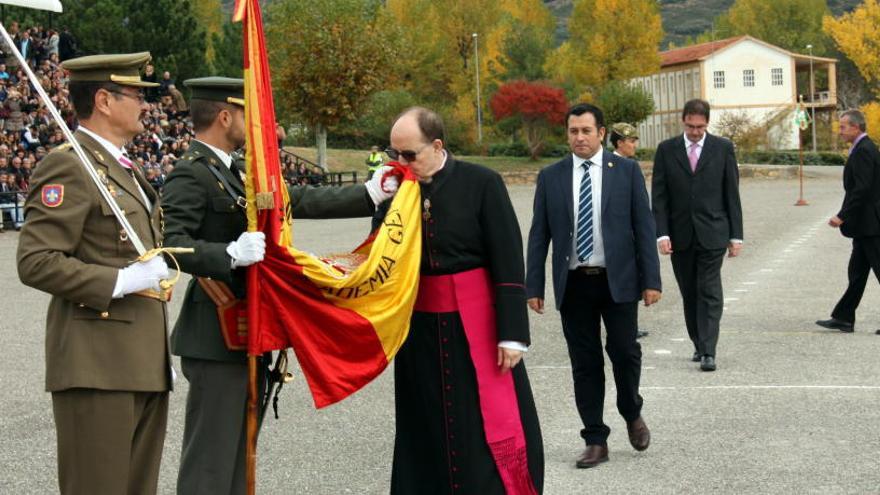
[626,416,651,451]
[575,444,608,468]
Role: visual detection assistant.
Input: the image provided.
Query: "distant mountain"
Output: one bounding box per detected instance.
[544,0,862,49]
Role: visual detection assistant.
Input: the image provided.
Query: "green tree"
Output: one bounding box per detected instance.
[126,0,208,85]
[211,21,243,77]
[57,0,207,84]
[266,0,396,170]
[712,0,832,54]
[595,81,655,127]
[497,19,554,81]
[192,0,224,65]
[547,0,663,99]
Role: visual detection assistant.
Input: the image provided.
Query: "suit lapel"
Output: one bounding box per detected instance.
[601,154,614,214]
[674,135,693,175]
[76,131,151,213]
[557,156,575,226]
[695,134,716,175]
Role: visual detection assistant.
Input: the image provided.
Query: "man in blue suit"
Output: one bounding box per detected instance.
[526,103,661,469]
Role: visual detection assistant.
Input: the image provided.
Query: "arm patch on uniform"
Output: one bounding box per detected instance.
[41,184,64,207]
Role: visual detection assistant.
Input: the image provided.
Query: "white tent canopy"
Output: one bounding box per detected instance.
[0,0,62,13]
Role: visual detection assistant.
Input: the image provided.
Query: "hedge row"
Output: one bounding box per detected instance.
[489,142,846,166]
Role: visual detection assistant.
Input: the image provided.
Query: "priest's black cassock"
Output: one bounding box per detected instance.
[385,156,544,495]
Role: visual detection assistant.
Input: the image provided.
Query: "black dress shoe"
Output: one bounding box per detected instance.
[636,330,649,339]
[692,351,701,362]
[700,355,716,372]
[576,444,609,468]
[626,416,651,451]
[816,318,854,333]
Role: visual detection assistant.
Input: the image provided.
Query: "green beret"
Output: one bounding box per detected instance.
[611,122,639,139]
[184,77,244,107]
[61,52,159,87]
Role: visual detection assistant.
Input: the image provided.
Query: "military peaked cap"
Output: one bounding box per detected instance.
[61,52,159,87]
[184,77,244,107]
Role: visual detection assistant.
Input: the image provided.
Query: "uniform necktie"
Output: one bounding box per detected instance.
[576,161,594,263]
[118,154,151,207]
[688,141,699,172]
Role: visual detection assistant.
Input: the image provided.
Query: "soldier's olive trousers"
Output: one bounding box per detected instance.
[52,388,168,495]
[177,357,265,495]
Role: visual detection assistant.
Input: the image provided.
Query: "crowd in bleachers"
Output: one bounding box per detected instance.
[0,21,331,230]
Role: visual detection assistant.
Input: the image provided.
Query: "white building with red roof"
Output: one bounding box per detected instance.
[629,35,837,150]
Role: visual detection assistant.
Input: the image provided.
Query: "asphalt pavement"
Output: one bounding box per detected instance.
[1,166,878,494]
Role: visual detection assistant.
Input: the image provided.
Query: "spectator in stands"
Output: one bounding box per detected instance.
[159,71,173,93]
[143,63,159,102]
[46,29,59,58]
[58,27,77,61]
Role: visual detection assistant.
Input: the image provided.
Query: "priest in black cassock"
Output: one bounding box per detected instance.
[382,107,544,494]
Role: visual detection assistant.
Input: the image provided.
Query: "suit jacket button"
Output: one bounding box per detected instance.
[78,303,85,308]
[100,311,110,319]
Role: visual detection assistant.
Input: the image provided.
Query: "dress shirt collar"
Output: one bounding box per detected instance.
[195,139,233,169]
[78,125,127,164]
[572,148,603,170]
[683,132,707,149]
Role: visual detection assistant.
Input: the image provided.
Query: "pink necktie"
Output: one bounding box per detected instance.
[688,142,699,172]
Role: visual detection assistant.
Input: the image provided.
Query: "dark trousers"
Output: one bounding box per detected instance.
[560,270,642,445]
[177,358,265,495]
[832,236,880,324]
[52,389,168,495]
[671,246,726,357]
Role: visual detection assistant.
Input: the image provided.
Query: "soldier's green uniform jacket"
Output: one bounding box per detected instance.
[163,140,374,363]
[17,130,171,392]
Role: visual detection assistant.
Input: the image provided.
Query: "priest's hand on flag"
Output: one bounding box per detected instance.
[365,165,399,206]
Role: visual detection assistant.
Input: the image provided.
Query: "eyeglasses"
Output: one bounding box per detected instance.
[385,142,432,162]
[106,89,146,104]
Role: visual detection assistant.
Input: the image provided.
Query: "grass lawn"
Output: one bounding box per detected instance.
[287,147,557,174]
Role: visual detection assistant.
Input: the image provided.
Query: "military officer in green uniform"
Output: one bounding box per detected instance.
[17,53,171,494]
[162,77,398,495]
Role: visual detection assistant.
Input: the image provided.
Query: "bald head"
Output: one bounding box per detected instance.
[389,107,446,181]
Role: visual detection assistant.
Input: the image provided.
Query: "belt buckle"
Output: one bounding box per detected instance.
[581,266,603,275]
[235,196,247,208]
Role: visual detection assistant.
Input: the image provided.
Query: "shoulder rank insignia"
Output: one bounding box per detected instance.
[42,184,64,207]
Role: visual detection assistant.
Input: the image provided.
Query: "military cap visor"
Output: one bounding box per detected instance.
[184,77,244,107]
[61,52,159,87]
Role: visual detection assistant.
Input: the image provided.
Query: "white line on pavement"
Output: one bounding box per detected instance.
[642,385,880,391]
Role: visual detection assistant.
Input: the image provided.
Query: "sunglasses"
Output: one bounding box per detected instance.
[385,142,432,162]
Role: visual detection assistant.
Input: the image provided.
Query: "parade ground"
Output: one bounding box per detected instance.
[2,166,879,494]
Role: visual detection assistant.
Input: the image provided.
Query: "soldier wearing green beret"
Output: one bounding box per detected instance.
[17,52,171,494]
[162,76,399,495]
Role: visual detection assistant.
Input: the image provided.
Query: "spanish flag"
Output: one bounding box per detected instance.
[234,0,421,408]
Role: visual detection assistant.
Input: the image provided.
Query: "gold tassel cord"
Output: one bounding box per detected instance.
[135,247,196,301]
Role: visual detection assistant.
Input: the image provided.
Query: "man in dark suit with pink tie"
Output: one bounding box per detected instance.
[651,99,744,372]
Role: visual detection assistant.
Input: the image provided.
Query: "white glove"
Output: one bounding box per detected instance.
[365,165,399,206]
[227,231,266,268]
[113,256,170,298]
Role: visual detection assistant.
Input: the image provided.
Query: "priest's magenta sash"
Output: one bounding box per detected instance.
[415,267,537,495]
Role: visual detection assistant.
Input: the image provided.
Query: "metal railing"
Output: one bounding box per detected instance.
[279,148,360,186]
[0,190,24,229]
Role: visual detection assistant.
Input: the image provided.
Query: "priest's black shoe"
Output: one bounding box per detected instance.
[700,355,716,372]
[576,444,609,468]
[815,318,854,333]
[691,351,701,362]
[636,330,649,339]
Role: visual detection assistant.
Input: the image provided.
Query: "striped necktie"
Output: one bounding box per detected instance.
[576,161,594,262]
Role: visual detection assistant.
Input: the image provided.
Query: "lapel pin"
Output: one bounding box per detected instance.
[608,161,614,168]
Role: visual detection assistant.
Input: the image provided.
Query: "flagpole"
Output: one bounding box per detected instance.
[247,354,258,495]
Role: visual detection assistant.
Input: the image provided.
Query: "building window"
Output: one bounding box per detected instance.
[743,69,755,87]
[771,67,783,86]
[713,70,725,89]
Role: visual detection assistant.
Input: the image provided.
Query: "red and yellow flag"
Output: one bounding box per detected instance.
[234,0,421,408]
